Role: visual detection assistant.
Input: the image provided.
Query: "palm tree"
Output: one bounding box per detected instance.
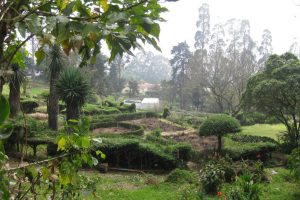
[55,67,90,122]
[8,63,24,117]
[48,45,64,130]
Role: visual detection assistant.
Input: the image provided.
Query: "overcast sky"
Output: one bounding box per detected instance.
[153,0,300,58]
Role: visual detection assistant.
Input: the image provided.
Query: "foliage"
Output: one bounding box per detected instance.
[165,169,198,184]
[162,108,170,119]
[288,147,300,180]
[56,67,90,108]
[224,136,278,160]
[128,80,139,97]
[97,137,192,170]
[225,172,261,200]
[236,112,279,126]
[0,95,10,199]
[242,53,300,151]
[199,114,241,137]
[200,160,225,194]
[231,135,278,144]
[199,114,240,152]
[123,51,171,84]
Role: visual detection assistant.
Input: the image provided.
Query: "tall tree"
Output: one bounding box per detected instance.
[47,44,64,130]
[109,54,126,94]
[194,3,210,89]
[289,38,300,58]
[123,51,171,84]
[170,42,192,109]
[258,29,273,70]
[128,80,139,98]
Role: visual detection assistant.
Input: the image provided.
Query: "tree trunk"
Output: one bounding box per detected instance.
[217,135,222,152]
[48,71,60,130]
[9,79,21,117]
[66,104,79,123]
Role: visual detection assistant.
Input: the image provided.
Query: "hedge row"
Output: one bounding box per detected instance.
[224,135,278,160]
[95,137,192,170]
[90,121,144,136]
[91,111,158,123]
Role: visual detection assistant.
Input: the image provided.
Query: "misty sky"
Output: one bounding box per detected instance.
[155,0,300,58]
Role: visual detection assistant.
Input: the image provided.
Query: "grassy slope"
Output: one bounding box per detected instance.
[240,124,286,140]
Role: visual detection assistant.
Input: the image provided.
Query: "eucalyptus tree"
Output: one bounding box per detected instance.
[170,41,192,109]
[194,3,210,88]
[123,51,171,84]
[258,29,273,70]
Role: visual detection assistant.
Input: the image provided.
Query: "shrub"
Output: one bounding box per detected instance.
[199,114,241,152]
[230,134,278,144]
[162,108,170,119]
[128,103,136,113]
[20,100,39,113]
[288,147,300,180]
[225,172,261,200]
[236,112,279,126]
[200,161,225,194]
[165,168,198,184]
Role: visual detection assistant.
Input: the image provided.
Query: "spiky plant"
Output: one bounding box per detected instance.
[9,63,24,117]
[55,67,90,122]
[48,44,65,130]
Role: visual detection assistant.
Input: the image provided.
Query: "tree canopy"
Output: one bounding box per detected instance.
[242,52,300,148]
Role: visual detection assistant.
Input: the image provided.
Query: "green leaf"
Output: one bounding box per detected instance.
[0,95,10,125]
[57,137,67,151]
[81,137,90,149]
[17,22,27,38]
[62,1,76,15]
[100,0,109,12]
[41,167,50,181]
[35,49,45,65]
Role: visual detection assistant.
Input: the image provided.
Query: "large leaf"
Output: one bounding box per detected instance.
[0,95,9,125]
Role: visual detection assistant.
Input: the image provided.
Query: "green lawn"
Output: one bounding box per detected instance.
[83,172,201,200]
[240,124,286,140]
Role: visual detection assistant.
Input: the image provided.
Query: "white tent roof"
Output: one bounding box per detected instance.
[141,98,159,104]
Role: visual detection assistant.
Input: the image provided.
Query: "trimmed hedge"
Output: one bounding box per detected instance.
[90,121,144,136]
[96,137,192,170]
[230,134,278,144]
[224,135,278,160]
[21,100,39,113]
[83,104,121,115]
[91,111,158,123]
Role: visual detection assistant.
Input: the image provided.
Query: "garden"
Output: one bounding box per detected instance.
[0,1,300,200]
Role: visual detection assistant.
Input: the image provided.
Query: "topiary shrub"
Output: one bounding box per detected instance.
[20,100,39,113]
[199,114,240,152]
[165,168,198,184]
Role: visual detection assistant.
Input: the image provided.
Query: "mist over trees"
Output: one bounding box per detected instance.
[122,51,171,84]
[162,3,278,114]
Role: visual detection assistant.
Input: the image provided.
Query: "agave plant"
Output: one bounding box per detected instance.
[55,67,90,122]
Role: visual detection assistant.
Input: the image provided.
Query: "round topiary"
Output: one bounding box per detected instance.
[199,114,241,152]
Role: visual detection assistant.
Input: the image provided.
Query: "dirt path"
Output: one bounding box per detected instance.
[163,130,218,151]
[125,118,185,132]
